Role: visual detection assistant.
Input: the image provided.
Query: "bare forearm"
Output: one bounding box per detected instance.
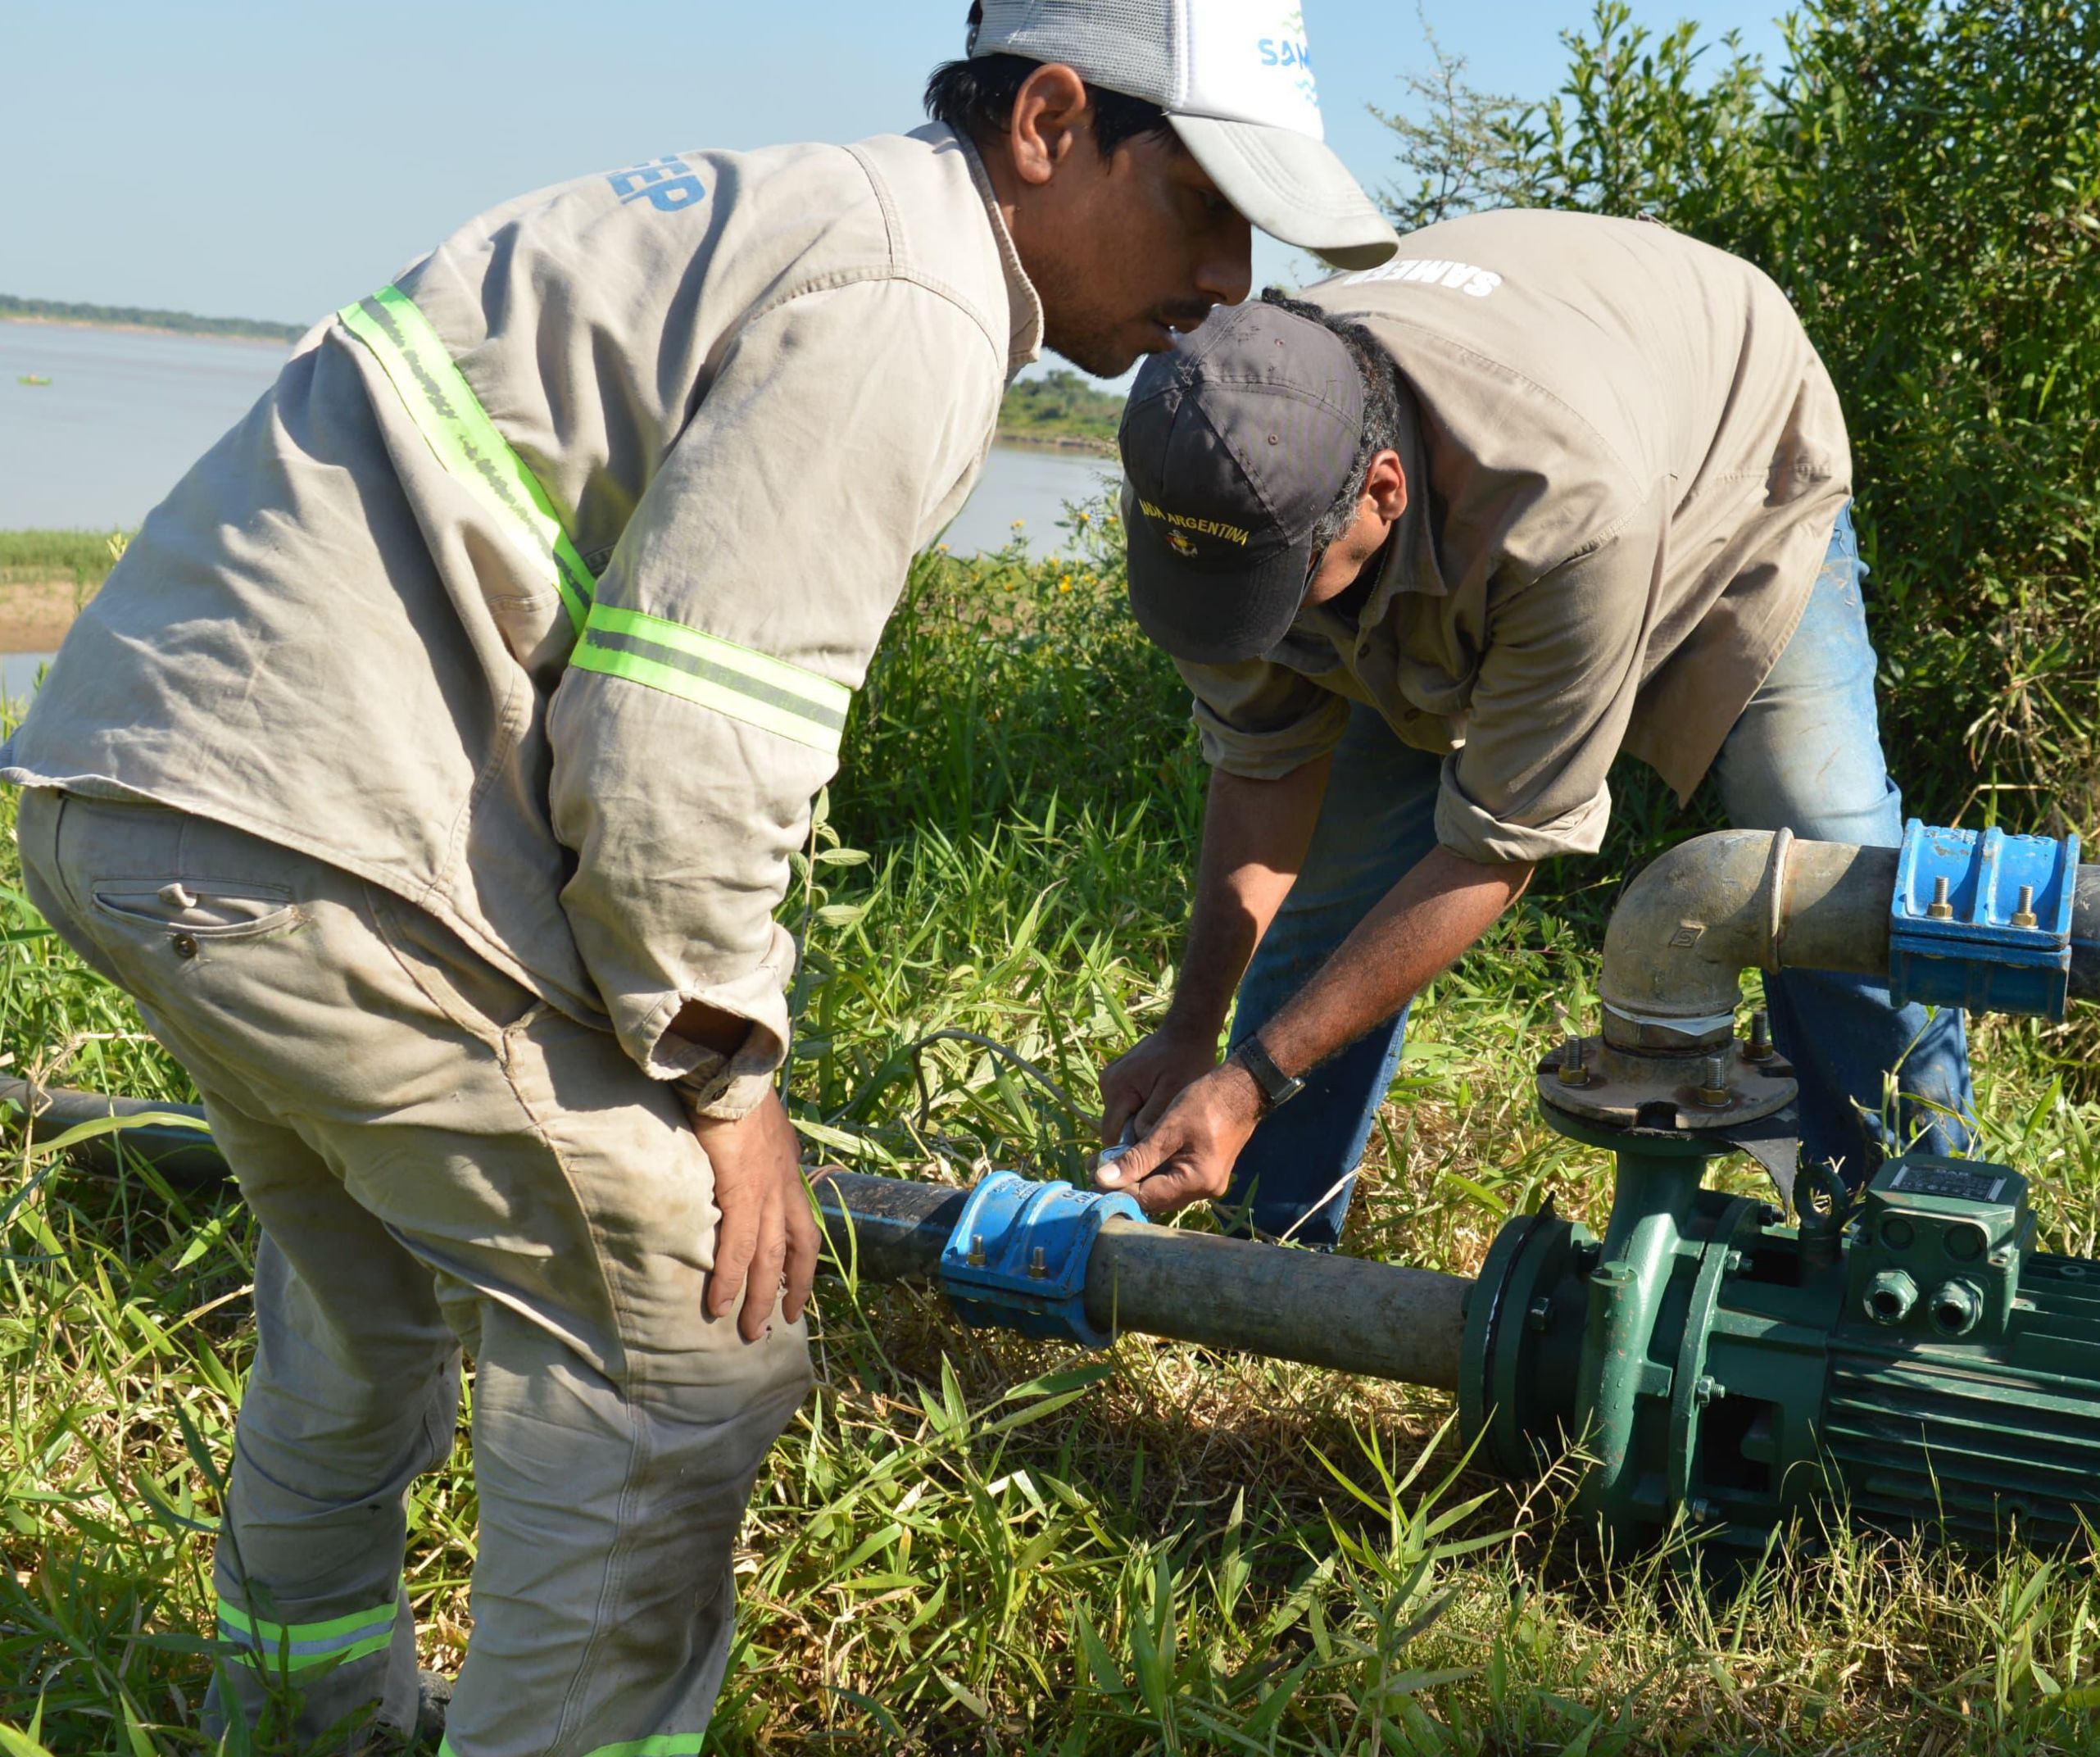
[1166,758,1332,1037]
[1256,845,1532,1077]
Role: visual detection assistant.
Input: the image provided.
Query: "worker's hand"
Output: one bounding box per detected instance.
[1098,1019,1223,1146]
[691,1088,819,1343]
[1093,1059,1264,1217]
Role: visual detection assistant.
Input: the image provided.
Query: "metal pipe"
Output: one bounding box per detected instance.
[0,1077,231,1185]
[1599,831,2100,1051]
[805,1173,1469,1392]
[0,1081,1471,1393]
[2075,866,2100,1004]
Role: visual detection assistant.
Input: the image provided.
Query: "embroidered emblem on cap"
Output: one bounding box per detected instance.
[1137,497,1253,549]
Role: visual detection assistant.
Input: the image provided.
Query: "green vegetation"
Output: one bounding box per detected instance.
[996,369,1123,452]
[0,294,301,346]
[6,505,2100,1753]
[4,0,2098,1749]
[0,529,133,592]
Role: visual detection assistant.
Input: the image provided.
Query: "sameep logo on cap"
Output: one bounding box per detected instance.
[1191,0,1325,138]
[1257,8,1318,111]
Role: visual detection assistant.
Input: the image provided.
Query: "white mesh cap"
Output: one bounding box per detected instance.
[968,1,1399,269]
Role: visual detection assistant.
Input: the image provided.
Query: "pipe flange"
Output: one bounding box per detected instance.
[1538,1036,1798,1132]
[1760,826,1796,971]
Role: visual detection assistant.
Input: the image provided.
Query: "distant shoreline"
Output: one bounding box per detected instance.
[2,314,294,349]
[992,430,1115,458]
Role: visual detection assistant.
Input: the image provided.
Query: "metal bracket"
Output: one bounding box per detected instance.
[938,1170,1145,1348]
[1890,820,2080,1019]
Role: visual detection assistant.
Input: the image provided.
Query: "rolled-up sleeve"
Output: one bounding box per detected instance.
[1174,655,1353,780]
[548,277,1000,1115]
[1435,488,1666,865]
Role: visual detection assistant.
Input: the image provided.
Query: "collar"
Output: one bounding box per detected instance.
[949,127,1045,379]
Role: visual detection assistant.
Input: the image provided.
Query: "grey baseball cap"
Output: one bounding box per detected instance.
[1118,300,1366,665]
[967,2,1400,270]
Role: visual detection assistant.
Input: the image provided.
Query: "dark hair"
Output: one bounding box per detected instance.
[924,52,1176,157]
[1259,288,1404,552]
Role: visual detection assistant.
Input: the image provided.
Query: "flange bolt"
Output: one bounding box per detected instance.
[1746,1009,1773,1062]
[1556,1037,1590,1087]
[1695,1054,1732,1108]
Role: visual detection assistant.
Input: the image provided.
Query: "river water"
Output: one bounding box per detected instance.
[0,321,1116,552]
[0,321,1118,706]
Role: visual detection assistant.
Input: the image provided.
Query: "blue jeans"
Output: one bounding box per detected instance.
[1222,509,1975,1246]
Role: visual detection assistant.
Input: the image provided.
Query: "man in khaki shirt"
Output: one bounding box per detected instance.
[1095,212,1972,1245]
[2,5,1399,1751]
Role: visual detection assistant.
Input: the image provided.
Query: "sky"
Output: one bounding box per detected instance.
[1,1,1789,375]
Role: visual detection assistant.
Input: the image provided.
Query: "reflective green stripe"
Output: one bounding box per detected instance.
[337,284,595,633]
[217,1587,396,1672]
[572,602,850,756]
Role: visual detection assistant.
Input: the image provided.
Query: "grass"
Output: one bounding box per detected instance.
[0,530,132,593]
[4,506,2100,1753]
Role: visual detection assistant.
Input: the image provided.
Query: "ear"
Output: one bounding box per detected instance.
[1006,62,1093,187]
[1362,449,1408,526]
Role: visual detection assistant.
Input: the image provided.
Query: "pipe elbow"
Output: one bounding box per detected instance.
[1599,830,1778,1051]
[1598,831,1903,1051]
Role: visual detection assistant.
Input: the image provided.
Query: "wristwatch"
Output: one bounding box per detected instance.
[1230,1037,1307,1115]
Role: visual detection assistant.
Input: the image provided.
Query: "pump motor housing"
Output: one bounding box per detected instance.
[1464,1142,2100,1551]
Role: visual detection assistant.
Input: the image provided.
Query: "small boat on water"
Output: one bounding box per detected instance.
[16,375,52,387]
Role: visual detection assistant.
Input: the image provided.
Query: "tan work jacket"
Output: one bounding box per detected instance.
[1,126,1042,1113]
[1177,208,1850,865]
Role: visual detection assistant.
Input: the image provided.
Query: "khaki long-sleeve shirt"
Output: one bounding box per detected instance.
[2,125,1041,1113]
[1176,208,1849,865]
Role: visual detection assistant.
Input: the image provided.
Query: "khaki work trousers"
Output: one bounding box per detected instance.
[17,790,811,1755]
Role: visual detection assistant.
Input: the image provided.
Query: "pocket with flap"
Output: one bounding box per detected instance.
[90,880,302,941]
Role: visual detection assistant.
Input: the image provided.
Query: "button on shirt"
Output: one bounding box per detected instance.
[1,126,1043,1113]
[1174,208,1850,867]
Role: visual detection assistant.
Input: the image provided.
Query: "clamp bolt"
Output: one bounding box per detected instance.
[1027,1246,1048,1281]
[967,1233,987,1269]
[2012,883,2039,929]
[1695,1054,1732,1108]
[1926,874,1954,920]
[1526,1296,1553,1333]
[1746,1009,1773,1062]
[1693,1374,1726,1406]
[1555,1036,1590,1087]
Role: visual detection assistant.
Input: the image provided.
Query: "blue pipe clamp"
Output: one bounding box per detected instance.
[1890,820,2081,1020]
[938,1170,1146,1348]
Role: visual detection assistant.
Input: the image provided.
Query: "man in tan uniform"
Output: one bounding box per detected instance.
[1095,211,1972,1242]
[2,5,1398,1750]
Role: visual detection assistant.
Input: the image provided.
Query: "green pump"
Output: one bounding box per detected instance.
[1463,819,2100,1550]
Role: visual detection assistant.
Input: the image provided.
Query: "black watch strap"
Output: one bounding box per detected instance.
[1231,1037,1307,1114]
